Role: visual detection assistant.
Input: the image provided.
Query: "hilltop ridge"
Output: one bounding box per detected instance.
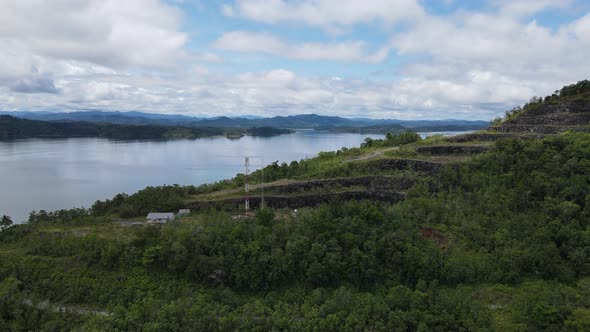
[492,80,590,134]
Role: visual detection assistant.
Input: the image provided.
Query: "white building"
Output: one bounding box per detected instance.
[146,212,175,223]
[178,209,191,217]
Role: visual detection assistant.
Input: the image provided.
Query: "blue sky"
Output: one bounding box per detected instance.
[0,0,589,119]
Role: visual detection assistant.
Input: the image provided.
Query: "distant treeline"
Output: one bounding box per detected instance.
[0,115,292,140]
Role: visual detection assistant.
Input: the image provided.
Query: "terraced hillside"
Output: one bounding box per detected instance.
[187,134,492,211]
[446,80,590,143]
[493,80,590,134]
[494,99,590,134]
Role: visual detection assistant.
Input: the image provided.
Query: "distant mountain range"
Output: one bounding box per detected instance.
[0,111,203,126]
[0,110,489,131]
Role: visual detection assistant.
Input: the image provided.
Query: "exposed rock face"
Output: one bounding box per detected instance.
[248,191,406,209]
[189,191,406,210]
[189,175,416,210]
[447,133,546,142]
[494,99,590,134]
[415,145,488,155]
[268,176,415,194]
[360,159,442,174]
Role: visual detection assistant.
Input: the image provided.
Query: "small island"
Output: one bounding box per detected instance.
[0,115,293,141]
[224,132,245,139]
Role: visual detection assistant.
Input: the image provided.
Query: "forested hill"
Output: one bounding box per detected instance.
[0,115,292,140]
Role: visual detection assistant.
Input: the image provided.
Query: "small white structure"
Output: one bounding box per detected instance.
[178,209,191,217]
[146,212,175,223]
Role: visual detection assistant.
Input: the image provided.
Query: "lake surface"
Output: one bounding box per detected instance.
[417,130,473,138]
[0,130,387,223]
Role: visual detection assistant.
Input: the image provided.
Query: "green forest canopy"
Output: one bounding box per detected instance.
[1,131,589,330]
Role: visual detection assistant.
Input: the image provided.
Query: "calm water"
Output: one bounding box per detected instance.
[1,130,386,223]
[417,130,473,138]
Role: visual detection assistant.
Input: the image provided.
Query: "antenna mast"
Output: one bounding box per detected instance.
[244,157,250,213]
[260,157,264,209]
[244,156,265,213]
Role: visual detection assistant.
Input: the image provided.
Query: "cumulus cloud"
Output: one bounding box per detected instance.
[492,0,573,17]
[0,67,517,120]
[214,31,389,63]
[210,0,589,119]
[568,13,590,44]
[221,0,424,28]
[10,76,59,94]
[392,13,583,65]
[0,0,187,69]
[0,0,191,99]
[1,0,589,120]
[390,4,590,104]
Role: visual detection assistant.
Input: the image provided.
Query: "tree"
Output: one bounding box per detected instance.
[361,137,374,148]
[255,208,275,227]
[0,215,12,229]
[491,117,503,127]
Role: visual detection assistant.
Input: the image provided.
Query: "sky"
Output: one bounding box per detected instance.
[0,0,589,120]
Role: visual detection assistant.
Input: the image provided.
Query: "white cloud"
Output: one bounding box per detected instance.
[214,31,389,63]
[1,0,589,121]
[0,67,515,120]
[0,0,190,99]
[210,1,589,119]
[222,0,424,28]
[568,13,590,44]
[492,0,573,17]
[0,0,196,106]
[0,0,187,69]
[392,14,573,63]
[386,4,590,117]
[188,52,223,64]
